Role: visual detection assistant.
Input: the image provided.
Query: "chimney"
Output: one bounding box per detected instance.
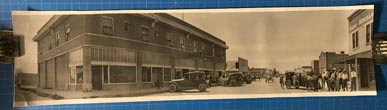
[340,51,345,54]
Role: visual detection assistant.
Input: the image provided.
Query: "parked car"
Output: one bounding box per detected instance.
[225,72,244,87]
[168,71,208,92]
[285,71,296,89]
[244,74,253,84]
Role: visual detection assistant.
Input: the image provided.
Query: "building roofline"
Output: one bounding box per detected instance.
[33,15,67,41]
[347,9,365,21]
[33,14,229,49]
[157,13,226,44]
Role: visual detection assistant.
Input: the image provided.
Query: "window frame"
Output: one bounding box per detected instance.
[69,65,84,85]
[366,24,371,45]
[212,44,215,57]
[154,29,159,38]
[180,37,185,50]
[352,31,359,49]
[166,33,174,47]
[163,68,172,81]
[141,25,150,42]
[65,24,70,41]
[124,21,130,32]
[193,41,197,52]
[109,65,137,84]
[142,66,152,82]
[101,16,114,35]
[55,32,60,46]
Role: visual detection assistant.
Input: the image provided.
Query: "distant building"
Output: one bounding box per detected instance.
[226,57,249,75]
[33,14,228,92]
[333,9,375,89]
[311,60,319,73]
[318,51,348,73]
[294,66,312,73]
[249,68,267,77]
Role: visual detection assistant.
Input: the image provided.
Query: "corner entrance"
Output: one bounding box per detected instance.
[92,66,103,90]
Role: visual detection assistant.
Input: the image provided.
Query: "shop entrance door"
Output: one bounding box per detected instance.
[359,59,369,88]
[92,66,103,90]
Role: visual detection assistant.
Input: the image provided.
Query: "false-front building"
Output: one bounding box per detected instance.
[33,14,228,92]
[333,9,375,90]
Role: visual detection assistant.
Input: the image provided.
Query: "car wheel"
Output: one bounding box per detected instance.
[169,84,178,92]
[198,84,207,92]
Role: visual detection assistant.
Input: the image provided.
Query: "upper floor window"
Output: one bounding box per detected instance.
[102,16,113,35]
[65,24,70,41]
[167,33,173,47]
[220,50,224,59]
[154,29,159,38]
[124,21,130,32]
[49,30,54,50]
[352,31,359,49]
[202,44,206,54]
[38,43,43,54]
[141,26,149,42]
[180,37,185,50]
[193,41,197,52]
[212,44,215,57]
[366,23,373,45]
[55,32,60,46]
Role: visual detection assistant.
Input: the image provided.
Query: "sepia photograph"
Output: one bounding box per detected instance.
[12,5,378,107]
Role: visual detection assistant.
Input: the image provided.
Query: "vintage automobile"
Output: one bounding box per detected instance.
[244,74,253,84]
[265,74,274,83]
[225,72,244,86]
[285,71,297,89]
[285,71,320,89]
[168,71,208,92]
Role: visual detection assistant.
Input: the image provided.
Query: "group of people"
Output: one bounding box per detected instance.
[321,68,357,92]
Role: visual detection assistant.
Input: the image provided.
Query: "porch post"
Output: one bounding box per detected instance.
[136,51,143,89]
[355,57,360,90]
[82,47,92,92]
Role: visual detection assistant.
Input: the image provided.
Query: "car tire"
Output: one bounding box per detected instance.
[198,84,207,92]
[169,84,178,93]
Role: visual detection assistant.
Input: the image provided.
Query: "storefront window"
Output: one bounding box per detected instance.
[142,67,152,82]
[76,66,83,84]
[110,66,136,83]
[70,68,75,84]
[152,67,163,81]
[175,68,182,79]
[163,68,172,81]
[103,66,108,83]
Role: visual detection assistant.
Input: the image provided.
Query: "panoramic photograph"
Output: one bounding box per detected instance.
[12,5,377,106]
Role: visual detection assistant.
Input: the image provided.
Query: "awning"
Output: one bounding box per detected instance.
[332,50,372,64]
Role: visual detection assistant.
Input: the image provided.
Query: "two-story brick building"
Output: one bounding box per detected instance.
[319,51,348,73]
[333,9,375,90]
[33,14,228,92]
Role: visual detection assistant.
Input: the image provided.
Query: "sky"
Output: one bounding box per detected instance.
[13,15,53,73]
[13,9,357,73]
[170,10,354,71]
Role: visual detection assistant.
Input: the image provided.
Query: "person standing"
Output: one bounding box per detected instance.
[321,69,327,91]
[336,69,343,91]
[279,75,284,89]
[341,71,349,91]
[154,77,161,90]
[329,69,337,91]
[350,70,357,91]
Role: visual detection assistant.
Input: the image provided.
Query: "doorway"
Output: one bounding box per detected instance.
[92,66,103,90]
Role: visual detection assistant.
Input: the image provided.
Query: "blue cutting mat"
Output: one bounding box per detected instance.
[1,0,387,110]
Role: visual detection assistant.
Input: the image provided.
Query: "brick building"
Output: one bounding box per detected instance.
[318,51,348,73]
[33,14,228,92]
[310,60,319,73]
